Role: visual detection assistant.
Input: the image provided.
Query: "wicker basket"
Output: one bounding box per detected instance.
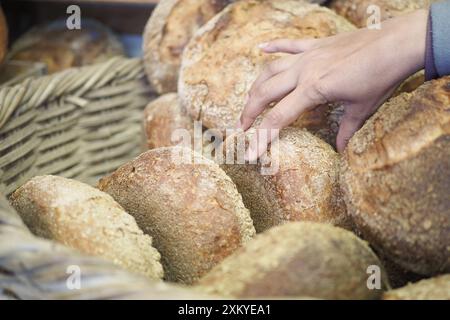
[0,57,216,299]
[0,56,154,195]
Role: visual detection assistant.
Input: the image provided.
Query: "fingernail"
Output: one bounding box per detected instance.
[258,42,269,50]
[245,145,257,164]
[235,119,242,129]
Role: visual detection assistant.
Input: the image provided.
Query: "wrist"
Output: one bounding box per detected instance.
[404,9,429,73]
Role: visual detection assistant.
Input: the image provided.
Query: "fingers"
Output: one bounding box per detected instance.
[246,86,320,162]
[336,111,367,153]
[260,38,320,54]
[239,70,298,131]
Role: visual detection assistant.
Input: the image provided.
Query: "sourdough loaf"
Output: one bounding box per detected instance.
[341,77,450,276]
[179,0,355,137]
[10,176,163,280]
[198,222,388,299]
[383,275,450,300]
[98,147,255,284]
[143,0,233,94]
[0,7,7,64]
[329,0,433,28]
[9,19,124,73]
[221,127,348,233]
[143,93,195,149]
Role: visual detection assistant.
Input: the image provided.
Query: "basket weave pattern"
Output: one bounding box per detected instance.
[0,57,154,195]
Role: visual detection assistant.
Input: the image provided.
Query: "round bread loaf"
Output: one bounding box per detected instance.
[197,222,388,299]
[0,7,7,64]
[9,19,124,73]
[341,77,450,276]
[144,93,195,150]
[10,175,164,280]
[329,0,433,28]
[98,147,256,284]
[220,127,348,233]
[143,0,233,94]
[179,0,355,136]
[383,275,450,300]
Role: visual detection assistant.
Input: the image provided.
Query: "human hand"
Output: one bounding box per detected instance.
[237,9,428,160]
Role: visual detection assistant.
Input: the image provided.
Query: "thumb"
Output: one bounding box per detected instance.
[260,38,319,54]
[336,112,367,153]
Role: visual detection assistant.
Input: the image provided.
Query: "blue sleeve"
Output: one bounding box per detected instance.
[427,0,450,79]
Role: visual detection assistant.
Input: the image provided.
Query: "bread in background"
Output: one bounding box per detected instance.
[143,0,233,94]
[383,275,450,300]
[9,19,124,73]
[10,175,164,280]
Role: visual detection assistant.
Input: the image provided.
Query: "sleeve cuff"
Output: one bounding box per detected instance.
[427,1,450,79]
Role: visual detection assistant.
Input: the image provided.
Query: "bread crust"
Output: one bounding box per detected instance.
[221,127,349,233]
[0,8,7,64]
[383,274,450,300]
[198,222,388,299]
[341,77,450,275]
[143,0,232,94]
[179,0,355,135]
[98,147,255,284]
[144,93,195,149]
[330,0,433,28]
[10,175,164,280]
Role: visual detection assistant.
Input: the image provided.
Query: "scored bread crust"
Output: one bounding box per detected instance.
[0,8,7,64]
[98,147,255,284]
[143,0,233,94]
[330,0,433,28]
[383,274,450,300]
[341,77,450,276]
[10,175,164,280]
[179,0,355,135]
[221,127,349,233]
[197,222,388,299]
[143,93,195,149]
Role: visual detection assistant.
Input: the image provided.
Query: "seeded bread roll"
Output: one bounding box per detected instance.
[220,127,348,233]
[0,7,7,64]
[179,0,355,136]
[10,176,163,280]
[329,0,433,28]
[383,275,450,300]
[341,77,450,276]
[143,0,233,94]
[144,93,195,150]
[98,147,255,284]
[198,222,388,300]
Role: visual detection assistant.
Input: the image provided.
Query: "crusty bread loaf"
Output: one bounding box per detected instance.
[179,0,355,137]
[98,147,255,284]
[329,0,433,28]
[341,77,450,276]
[197,222,388,299]
[143,0,233,94]
[0,7,7,64]
[383,275,450,300]
[144,93,195,149]
[9,19,124,73]
[10,176,163,280]
[221,127,348,233]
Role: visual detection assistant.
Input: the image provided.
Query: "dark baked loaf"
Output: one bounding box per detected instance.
[341,77,450,276]
[179,0,355,136]
[98,147,255,284]
[143,0,233,94]
[221,127,348,233]
[9,19,124,73]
